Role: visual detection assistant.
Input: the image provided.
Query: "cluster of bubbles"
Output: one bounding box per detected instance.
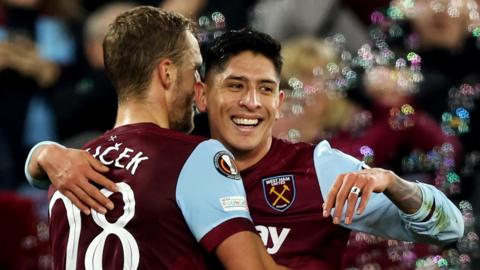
[388,0,480,39]
[386,241,417,265]
[279,15,477,269]
[283,33,358,103]
[283,77,306,119]
[351,35,423,103]
[461,151,480,177]
[196,11,226,43]
[415,255,449,269]
[363,8,424,96]
[360,145,375,165]
[389,103,416,130]
[413,200,480,270]
[402,143,460,195]
[16,220,51,269]
[350,110,373,134]
[347,231,446,269]
[323,33,359,93]
[456,201,480,266]
[442,83,480,136]
[286,128,301,143]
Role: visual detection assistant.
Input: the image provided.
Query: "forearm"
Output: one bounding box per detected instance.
[383,173,423,214]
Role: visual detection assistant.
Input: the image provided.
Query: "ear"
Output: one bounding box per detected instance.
[275,90,286,120]
[194,81,208,112]
[157,59,176,90]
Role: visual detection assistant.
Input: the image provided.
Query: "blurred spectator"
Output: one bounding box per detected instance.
[368,3,480,262]
[201,0,256,29]
[0,0,82,189]
[274,35,464,269]
[342,0,391,26]
[250,0,369,52]
[382,0,480,164]
[81,0,155,13]
[274,36,461,170]
[388,1,480,266]
[51,2,137,147]
[273,36,358,143]
[161,0,206,20]
[331,66,463,174]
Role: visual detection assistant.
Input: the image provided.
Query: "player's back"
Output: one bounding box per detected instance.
[48,123,210,269]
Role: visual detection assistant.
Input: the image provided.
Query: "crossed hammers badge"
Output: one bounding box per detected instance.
[262,175,296,212]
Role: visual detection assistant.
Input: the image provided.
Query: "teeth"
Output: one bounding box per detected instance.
[233,118,259,126]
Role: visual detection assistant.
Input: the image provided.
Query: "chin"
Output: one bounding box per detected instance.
[227,140,259,154]
[172,116,194,133]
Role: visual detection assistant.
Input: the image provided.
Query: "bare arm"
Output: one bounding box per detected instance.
[25,143,118,215]
[216,231,288,270]
[383,172,423,214]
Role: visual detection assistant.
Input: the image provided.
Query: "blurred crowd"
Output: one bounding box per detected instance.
[1,0,479,269]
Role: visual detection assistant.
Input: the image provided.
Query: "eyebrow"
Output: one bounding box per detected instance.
[226,75,277,85]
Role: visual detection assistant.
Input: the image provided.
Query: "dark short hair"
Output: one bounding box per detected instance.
[202,29,283,79]
[103,6,192,103]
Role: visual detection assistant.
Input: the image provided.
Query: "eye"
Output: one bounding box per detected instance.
[228,83,244,90]
[259,86,274,93]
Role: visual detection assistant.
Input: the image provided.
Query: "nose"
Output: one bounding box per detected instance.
[239,88,261,110]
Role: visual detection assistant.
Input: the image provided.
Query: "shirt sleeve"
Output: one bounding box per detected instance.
[314,140,464,245]
[176,139,255,252]
[24,141,65,189]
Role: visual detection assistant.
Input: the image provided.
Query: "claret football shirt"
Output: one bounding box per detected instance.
[47,123,254,269]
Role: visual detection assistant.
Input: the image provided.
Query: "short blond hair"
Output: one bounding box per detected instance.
[103,6,193,103]
[281,36,338,85]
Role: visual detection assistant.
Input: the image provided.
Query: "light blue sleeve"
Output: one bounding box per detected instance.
[314,140,464,245]
[176,139,252,242]
[24,141,65,189]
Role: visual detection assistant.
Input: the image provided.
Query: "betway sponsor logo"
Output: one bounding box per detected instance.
[255,225,290,254]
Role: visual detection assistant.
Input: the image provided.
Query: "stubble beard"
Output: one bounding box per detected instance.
[171,102,194,134]
[170,85,195,134]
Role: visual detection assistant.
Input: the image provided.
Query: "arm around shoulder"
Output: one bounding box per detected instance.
[24,141,65,189]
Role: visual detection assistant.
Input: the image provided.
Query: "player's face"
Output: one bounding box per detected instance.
[197,51,284,159]
[169,31,202,133]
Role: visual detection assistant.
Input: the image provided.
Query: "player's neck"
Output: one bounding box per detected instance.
[115,99,170,129]
[231,137,273,171]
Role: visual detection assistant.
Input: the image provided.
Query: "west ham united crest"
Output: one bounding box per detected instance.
[262,175,296,212]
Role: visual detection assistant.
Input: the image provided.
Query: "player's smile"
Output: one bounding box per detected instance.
[196,51,284,169]
[231,115,263,131]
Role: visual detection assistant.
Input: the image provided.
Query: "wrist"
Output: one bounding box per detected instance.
[384,172,422,214]
[37,144,57,170]
[25,141,64,189]
[32,142,66,177]
[384,170,400,196]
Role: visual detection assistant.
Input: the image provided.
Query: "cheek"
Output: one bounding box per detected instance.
[265,99,280,116]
